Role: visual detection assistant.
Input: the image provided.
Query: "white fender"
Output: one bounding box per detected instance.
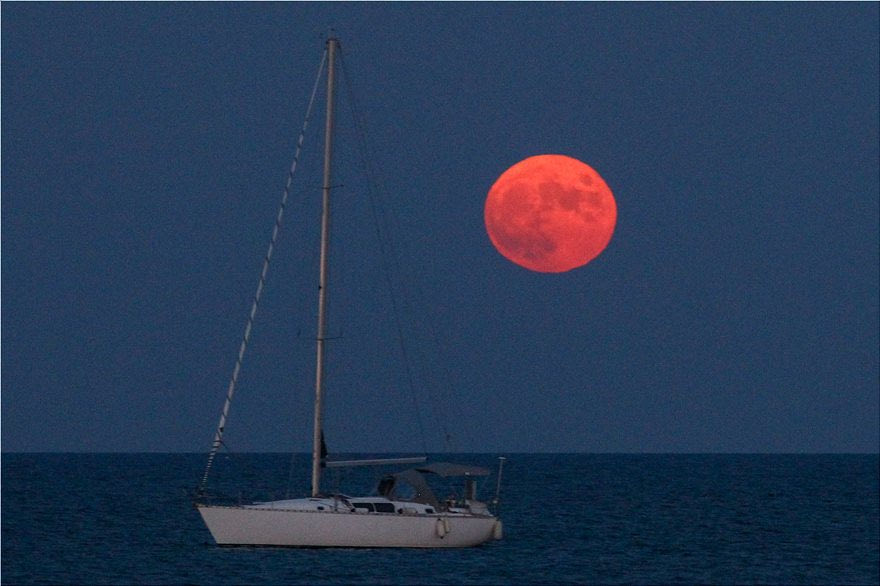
[492,519,504,540]
[435,517,451,538]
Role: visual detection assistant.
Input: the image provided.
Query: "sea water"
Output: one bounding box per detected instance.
[2,454,877,584]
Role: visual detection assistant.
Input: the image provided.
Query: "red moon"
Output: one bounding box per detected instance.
[484,154,616,273]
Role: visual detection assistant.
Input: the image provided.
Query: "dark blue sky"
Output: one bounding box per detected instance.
[3,3,878,453]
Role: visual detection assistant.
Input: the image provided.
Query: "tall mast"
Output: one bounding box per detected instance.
[312,37,337,497]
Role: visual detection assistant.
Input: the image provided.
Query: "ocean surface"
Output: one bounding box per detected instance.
[2,453,878,585]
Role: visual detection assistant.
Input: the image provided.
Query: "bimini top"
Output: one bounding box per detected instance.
[377,462,490,509]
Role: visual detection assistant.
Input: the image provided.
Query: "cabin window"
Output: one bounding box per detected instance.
[425,508,434,514]
[374,502,395,513]
[354,503,374,512]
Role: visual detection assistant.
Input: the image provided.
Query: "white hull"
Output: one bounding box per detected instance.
[197,504,501,548]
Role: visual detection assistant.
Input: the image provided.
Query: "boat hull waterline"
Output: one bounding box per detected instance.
[197,504,502,548]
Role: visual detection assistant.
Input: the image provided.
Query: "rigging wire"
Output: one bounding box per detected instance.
[198,48,328,496]
[338,48,455,454]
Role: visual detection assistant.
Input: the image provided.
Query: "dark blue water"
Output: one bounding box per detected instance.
[2,454,877,584]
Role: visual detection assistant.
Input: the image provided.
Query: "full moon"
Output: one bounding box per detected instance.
[484,154,617,273]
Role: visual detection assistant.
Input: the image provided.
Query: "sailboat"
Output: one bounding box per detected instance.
[195,38,504,548]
